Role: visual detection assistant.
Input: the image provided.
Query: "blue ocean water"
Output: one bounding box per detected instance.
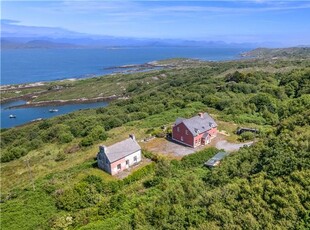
[1,47,249,85]
[1,100,108,129]
[1,47,249,128]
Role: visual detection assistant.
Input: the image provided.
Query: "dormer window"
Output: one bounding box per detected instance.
[194,128,200,134]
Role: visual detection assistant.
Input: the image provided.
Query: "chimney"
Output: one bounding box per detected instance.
[129,134,136,141]
[198,112,203,118]
[99,145,108,154]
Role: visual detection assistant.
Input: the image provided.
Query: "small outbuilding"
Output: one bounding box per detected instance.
[236,127,259,135]
[204,151,229,167]
[97,134,141,175]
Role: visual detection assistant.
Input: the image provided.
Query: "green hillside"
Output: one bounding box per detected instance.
[242,47,310,59]
[1,54,310,229]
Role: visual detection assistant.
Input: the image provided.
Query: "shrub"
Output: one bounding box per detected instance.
[142,150,158,162]
[239,131,255,141]
[143,177,162,188]
[83,175,104,193]
[123,163,155,185]
[58,132,74,143]
[79,137,93,147]
[28,139,44,150]
[55,152,66,162]
[151,128,166,138]
[90,125,108,141]
[1,147,28,162]
[129,112,148,121]
[55,182,100,211]
[181,147,218,168]
[104,117,123,130]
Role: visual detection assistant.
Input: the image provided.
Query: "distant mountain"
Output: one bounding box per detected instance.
[2,36,263,49]
[0,20,270,49]
[1,39,79,49]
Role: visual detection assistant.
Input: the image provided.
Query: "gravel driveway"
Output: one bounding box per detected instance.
[142,134,254,157]
[142,138,196,157]
[215,140,253,152]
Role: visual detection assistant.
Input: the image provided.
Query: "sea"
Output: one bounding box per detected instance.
[1,47,250,128]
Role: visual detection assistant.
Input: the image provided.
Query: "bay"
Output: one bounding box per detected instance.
[1,47,249,85]
[1,47,249,128]
[1,101,108,129]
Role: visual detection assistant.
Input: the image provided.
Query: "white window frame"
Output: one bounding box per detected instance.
[134,156,137,162]
[117,164,121,170]
[177,127,180,132]
[186,130,188,135]
[181,136,183,141]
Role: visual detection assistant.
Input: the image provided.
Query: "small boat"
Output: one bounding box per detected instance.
[49,109,59,113]
[9,114,16,118]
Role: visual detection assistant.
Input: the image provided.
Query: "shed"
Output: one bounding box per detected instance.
[204,151,229,167]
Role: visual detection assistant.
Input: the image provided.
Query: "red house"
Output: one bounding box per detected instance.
[172,112,218,148]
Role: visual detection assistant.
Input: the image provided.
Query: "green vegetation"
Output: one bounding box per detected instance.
[1,52,310,229]
[242,47,310,59]
[239,131,256,141]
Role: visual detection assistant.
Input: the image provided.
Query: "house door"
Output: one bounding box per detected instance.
[125,160,129,168]
[201,138,205,145]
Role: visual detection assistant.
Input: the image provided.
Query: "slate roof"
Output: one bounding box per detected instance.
[175,118,185,125]
[205,151,229,167]
[175,113,217,136]
[102,138,141,163]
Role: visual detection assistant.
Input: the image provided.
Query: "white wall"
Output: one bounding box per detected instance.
[125,150,142,167]
[97,153,111,174]
[99,150,142,175]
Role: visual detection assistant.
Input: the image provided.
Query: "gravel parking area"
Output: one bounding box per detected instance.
[142,138,196,157]
[142,134,254,157]
[215,140,253,152]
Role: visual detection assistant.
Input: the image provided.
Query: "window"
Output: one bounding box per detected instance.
[185,130,188,135]
[117,164,121,170]
[195,139,201,145]
[134,156,137,162]
[177,127,180,132]
[181,136,183,141]
[126,160,129,165]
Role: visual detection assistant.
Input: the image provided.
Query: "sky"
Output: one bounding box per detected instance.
[1,0,310,45]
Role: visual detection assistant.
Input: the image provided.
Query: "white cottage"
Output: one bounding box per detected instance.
[97,134,142,175]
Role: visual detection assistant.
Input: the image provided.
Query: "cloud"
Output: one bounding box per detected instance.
[16,1,310,19]
[149,2,310,14]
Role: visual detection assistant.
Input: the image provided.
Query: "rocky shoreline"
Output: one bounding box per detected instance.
[104,61,175,74]
[6,95,123,109]
[1,59,191,108]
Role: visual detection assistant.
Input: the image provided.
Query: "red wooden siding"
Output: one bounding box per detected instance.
[172,122,194,147]
[172,124,217,148]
